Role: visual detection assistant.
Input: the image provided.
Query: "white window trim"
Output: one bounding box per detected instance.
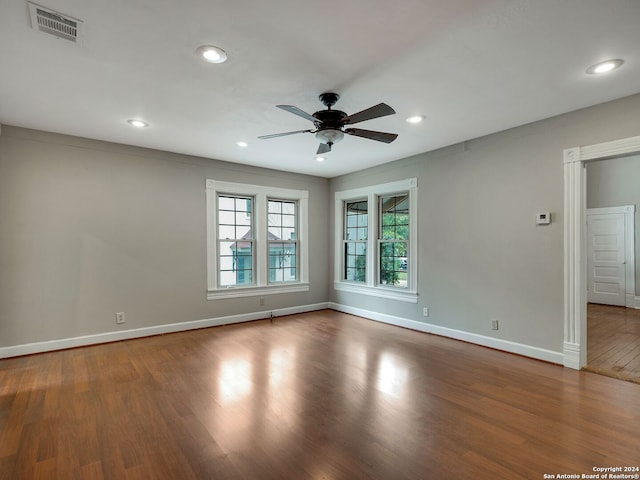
[334,178,418,303]
[206,180,309,299]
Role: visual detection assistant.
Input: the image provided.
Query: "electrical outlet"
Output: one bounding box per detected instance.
[116,312,126,324]
[423,307,429,317]
[259,297,265,306]
[491,319,499,330]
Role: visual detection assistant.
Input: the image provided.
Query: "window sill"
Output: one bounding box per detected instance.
[208,283,310,300]
[333,281,418,303]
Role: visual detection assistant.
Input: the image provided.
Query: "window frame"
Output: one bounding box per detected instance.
[334,178,418,303]
[378,194,410,287]
[206,180,309,300]
[343,199,369,283]
[267,198,299,284]
[217,194,255,287]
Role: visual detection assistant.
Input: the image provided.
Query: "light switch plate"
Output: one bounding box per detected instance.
[536,212,551,225]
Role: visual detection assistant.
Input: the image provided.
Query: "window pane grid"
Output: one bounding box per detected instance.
[269,242,297,282]
[217,195,254,286]
[379,194,409,288]
[379,240,408,287]
[268,199,298,283]
[344,200,368,282]
[345,200,368,241]
[344,242,366,281]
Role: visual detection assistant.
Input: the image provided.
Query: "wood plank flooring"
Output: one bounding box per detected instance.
[1,310,640,479]
[587,303,640,382]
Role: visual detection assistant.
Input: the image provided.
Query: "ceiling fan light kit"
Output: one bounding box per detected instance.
[315,128,344,145]
[259,92,398,155]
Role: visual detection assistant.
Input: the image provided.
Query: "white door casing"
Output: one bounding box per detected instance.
[564,136,640,370]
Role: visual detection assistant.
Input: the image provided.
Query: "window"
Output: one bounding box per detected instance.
[334,179,417,303]
[379,194,409,287]
[218,195,254,286]
[268,199,298,283]
[344,200,368,282]
[207,180,309,299]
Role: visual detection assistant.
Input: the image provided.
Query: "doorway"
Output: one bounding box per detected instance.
[584,161,639,382]
[563,136,640,371]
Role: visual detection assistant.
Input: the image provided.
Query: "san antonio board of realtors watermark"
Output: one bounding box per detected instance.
[543,466,640,479]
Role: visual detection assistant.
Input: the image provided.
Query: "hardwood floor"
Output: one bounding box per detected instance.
[587,303,640,382]
[1,310,640,479]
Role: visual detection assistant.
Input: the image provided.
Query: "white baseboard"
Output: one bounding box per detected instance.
[625,294,639,308]
[0,301,567,364]
[0,302,329,359]
[329,302,564,365]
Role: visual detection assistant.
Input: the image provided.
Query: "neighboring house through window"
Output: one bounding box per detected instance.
[217,195,253,286]
[268,199,298,283]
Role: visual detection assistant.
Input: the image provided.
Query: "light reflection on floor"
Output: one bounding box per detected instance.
[218,357,253,405]
[376,351,408,399]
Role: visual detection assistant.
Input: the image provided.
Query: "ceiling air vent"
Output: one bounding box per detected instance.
[28,2,83,43]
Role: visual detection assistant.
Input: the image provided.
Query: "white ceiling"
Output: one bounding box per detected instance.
[1,0,639,178]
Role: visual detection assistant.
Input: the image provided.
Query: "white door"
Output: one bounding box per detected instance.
[587,212,626,306]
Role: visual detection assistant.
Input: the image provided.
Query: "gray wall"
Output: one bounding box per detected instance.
[0,127,330,347]
[587,154,640,295]
[2,93,640,353]
[330,93,640,353]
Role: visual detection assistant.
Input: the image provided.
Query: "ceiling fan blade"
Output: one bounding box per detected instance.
[258,129,312,140]
[345,128,398,143]
[316,143,331,155]
[344,103,396,125]
[276,105,319,124]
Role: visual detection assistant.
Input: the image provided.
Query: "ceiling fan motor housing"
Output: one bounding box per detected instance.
[313,106,348,145]
[313,109,347,128]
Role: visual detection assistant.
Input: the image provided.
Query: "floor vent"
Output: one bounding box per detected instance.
[28,2,83,43]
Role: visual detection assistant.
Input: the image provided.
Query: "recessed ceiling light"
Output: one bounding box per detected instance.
[127,119,149,128]
[405,115,425,124]
[236,141,248,147]
[196,45,227,64]
[316,156,325,162]
[586,59,624,75]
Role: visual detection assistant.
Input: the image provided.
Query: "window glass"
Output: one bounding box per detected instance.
[268,199,298,282]
[218,195,254,286]
[379,194,409,287]
[344,200,368,282]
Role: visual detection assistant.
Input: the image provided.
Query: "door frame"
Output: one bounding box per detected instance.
[563,135,640,369]
[586,206,636,307]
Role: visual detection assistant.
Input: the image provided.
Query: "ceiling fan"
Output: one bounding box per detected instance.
[259,93,398,155]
